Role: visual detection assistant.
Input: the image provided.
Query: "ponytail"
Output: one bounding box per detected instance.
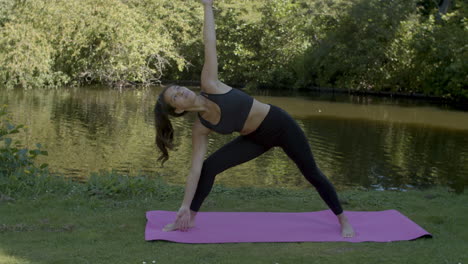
[154,85,186,166]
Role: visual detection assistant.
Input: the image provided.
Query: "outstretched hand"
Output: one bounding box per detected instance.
[201,0,213,5]
[162,206,196,232]
[175,206,191,232]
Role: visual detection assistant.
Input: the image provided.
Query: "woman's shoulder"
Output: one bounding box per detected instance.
[201,80,232,95]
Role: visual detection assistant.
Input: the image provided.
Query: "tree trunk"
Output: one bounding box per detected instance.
[439,0,452,15]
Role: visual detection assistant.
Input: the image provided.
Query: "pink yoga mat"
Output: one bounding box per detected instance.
[145,210,431,243]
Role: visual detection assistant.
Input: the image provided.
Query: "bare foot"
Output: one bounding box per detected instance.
[340,220,355,238]
[337,213,355,238]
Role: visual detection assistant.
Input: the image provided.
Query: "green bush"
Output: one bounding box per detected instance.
[0,0,182,88]
[212,0,310,89]
[0,0,466,100]
[405,12,467,99]
[244,0,310,89]
[299,0,467,99]
[123,0,203,81]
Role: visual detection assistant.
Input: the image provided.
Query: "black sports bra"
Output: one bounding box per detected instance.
[198,88,254,134]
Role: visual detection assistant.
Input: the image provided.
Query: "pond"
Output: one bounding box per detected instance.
[1,86,467,192]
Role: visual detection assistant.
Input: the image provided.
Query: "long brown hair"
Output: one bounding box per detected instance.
[154,85,187,166]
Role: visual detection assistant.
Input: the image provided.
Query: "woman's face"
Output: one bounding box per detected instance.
[163,85,196,113]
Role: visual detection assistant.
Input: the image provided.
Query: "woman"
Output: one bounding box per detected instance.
[154,0,355,238]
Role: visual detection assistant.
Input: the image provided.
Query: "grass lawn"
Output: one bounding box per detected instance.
[1,185,467,264]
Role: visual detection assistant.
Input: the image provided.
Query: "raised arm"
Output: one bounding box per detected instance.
[200,0,218,92]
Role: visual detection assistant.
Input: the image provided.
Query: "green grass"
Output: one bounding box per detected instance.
[1,176,467,264]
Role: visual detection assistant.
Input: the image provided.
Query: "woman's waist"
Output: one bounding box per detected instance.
[243,103,289,140]
[239,100,271,135]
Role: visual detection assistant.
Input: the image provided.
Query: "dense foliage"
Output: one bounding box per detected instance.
[0,0,466,99]
[0,0,182,89]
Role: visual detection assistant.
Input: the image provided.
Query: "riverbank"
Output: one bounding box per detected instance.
[1,172,467,264]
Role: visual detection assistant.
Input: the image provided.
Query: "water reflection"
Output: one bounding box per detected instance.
[1,86,467,192]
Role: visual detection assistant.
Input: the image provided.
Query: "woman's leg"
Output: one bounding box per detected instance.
[277,114,354,237]
[190,136,271,212]
[278,117,343,215]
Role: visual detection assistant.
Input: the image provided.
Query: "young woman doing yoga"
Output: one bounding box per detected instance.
[154,0,355,238]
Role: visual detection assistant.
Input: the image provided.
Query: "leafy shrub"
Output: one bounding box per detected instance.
[0,0,182,88]
[0,22,67,89]
[0,0,466,100]
[214,0,310,89]
[123,0,203,81]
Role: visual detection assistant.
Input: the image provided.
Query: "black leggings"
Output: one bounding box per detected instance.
[190,105,343,215]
